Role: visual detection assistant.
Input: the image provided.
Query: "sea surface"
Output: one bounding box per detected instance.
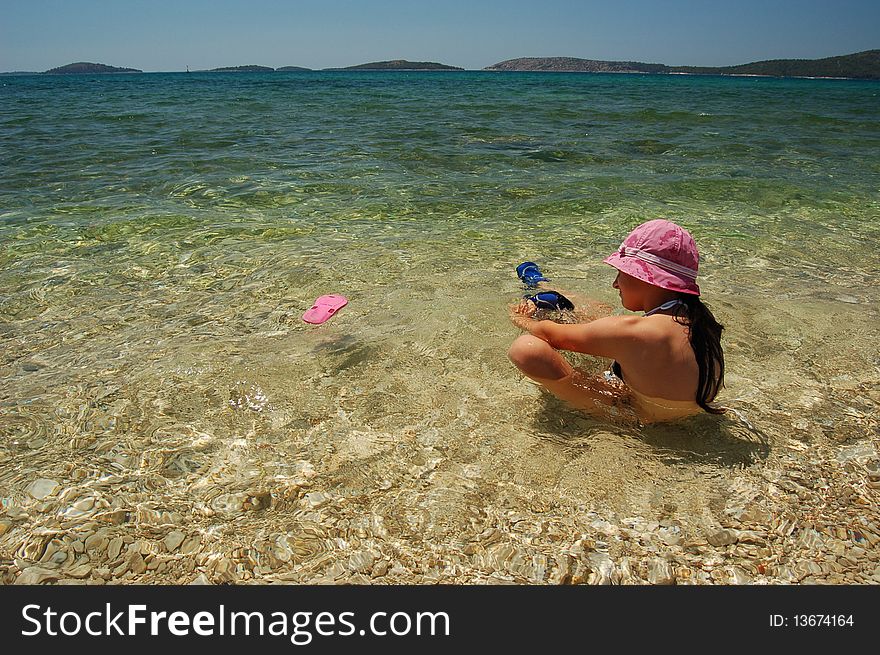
[1,71,878,584]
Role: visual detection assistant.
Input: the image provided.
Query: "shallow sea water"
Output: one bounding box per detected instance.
[1,72,878,584]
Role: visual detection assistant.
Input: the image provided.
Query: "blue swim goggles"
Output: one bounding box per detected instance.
[525,291,574,311]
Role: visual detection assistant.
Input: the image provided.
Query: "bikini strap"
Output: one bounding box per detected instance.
[644,299,686,316]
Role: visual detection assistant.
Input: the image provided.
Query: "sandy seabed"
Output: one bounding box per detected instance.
[2,263,878,586]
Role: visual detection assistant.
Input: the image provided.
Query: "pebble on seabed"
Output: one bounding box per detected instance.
[26,479,59,500]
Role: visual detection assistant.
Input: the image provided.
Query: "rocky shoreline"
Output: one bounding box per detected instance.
[2,429,876,585]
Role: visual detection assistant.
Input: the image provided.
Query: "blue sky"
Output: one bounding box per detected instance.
[1,0,878,72]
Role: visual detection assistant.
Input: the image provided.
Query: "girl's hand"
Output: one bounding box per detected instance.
[511,299,537,316]
[509,299,538,330]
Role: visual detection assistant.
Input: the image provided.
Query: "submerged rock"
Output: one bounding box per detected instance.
[15,566,60,585]
[707,529,738,547]
[164,531,186,552]
[26,479,59,500]
[647,559,676,585]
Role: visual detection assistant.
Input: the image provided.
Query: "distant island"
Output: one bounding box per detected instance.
[486,57,668,74]
[28,60,461,75]
[672,50,880,79]
[23,51,879,79]
[204,65,275,72]
[44,62,142,74]
[201,65,313,72]
[324,59,463,71]
[486,50,880,80]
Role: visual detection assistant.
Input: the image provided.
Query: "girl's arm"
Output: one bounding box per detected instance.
[510,301,644,360]
[534,282,614,322]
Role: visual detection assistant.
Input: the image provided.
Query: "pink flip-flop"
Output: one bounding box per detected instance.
[302,294,348,324]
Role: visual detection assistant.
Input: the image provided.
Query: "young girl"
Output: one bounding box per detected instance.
[508,219,725,423]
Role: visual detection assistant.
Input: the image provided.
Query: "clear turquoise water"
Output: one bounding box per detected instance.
[1,72,878,582]
[3,72,878,293]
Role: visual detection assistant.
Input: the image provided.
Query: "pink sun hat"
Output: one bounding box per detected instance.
[603,219,701,295]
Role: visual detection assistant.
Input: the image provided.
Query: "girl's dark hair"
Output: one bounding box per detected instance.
[673,296,726,414]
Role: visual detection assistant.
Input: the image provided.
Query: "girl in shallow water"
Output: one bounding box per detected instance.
[508,219,725,423]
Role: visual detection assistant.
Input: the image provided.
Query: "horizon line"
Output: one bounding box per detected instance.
[5,49,877,75]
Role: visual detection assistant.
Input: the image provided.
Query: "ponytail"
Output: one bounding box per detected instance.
[673,296,726,414]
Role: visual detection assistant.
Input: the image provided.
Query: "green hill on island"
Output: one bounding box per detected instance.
[485,57,667,74]
[325,59,463,71]
[44,62,142,74]
[277,66,312,71]
[671,49,880,79]
[486,50,880,80]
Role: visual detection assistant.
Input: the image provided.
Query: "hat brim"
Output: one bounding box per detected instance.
[604,252,700,296]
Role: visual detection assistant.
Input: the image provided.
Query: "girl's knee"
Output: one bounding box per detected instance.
[507,335,548,365]
[507,335,568,380]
